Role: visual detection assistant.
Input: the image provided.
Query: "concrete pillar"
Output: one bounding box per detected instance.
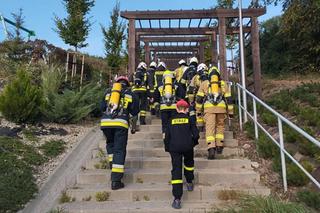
[251,17,262,98]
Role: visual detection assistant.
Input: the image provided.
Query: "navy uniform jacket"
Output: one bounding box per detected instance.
[164,113,199,153]
[100,88,139,129]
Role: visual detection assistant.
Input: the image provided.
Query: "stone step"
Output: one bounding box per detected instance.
[66,182,269,203]
[128,131,233,140]
[86,157,252,170]
[99,138,238,149]
[92,147,243,159]
[77,168,259,185]
[61,200,217,213]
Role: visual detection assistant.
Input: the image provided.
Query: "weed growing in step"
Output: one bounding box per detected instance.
[39,140,66,158]
[95,191,110,202]
[47,207,67,213]
[143,195,150,201]
[59,191,73,203]
[136,177,144,183]
[297,189,320,210]
[217,190,242,201]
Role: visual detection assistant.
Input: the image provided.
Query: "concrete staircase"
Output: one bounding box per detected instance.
[59,117,270,212]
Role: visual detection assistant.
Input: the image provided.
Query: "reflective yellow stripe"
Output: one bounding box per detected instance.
[195,103,202,109]
[160,104,176,110]
[206,136,215,143]
[140,110,146,115]
[224,92,231,97]
[101,121,129,129]
[105,94,110,101]
[216,134,224,140]
[180,79,186,84]
[112,168,124,173]
[133,88,147,91]
[190,111,196,116]
[204,102,226,109]
[155,71,164,75]
[171,179,183,184]
[228,105,234,110]
[197,91,204,97]
[196,117,204,123]
[184,166,194,171]
[172,118,189,125]
[108,154,113,162]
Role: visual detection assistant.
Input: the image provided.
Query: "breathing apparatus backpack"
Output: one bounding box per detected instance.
[106,82,124,118]
[207,71,223,105]
[134,68,145,88]
[186,65,197,84]
[162,73,176,106]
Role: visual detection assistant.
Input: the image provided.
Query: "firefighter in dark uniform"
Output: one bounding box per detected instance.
[179,57,198,102]
[132,62,148,125]
[100,76,139,190]
[164,99,199,209]
[154,67,185,140]
[147,61,157,115]
[153,62,166,117]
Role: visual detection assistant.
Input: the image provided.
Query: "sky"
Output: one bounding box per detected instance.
[0,0,283,57]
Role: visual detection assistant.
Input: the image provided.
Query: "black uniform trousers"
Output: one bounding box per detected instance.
[134,91,148,123]
[102,128,128,182]
[160,109,176,133]
[170,149,194,199]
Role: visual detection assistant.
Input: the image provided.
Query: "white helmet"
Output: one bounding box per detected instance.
[178,59,186,65]
[197,63,208,72]
[157,61,167,69]
[150,61,157,68]
[190,57,198,65]
[138,62,147,70]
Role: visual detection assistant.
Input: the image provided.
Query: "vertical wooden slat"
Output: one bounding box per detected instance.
[65,52,69,82]
[251,17,262,98]
[80,55,85,87]
[145,42,150,65]
[219,17,227,80]
[128,19,136,75]
[211,32,218,67]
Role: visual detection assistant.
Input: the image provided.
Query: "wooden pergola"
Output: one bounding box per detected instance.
[121,8,266,97]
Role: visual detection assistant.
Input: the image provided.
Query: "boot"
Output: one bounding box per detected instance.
[216,146,224,154]
[140,116,146,125]
[109,162,112,170]
[151,108,156,115]
[111,181,124,190]
[186,182,194,191]
[172,199,181,209]
[208,148,216,160]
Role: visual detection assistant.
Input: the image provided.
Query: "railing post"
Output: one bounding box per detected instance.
[237,85,243,131]
[253,99,258,139]
[278,117,288,192]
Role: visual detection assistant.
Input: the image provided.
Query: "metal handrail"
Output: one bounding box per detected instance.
[236,83,320,191]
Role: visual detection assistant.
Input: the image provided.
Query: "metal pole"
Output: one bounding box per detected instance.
[253,99,258,139]
[237,85,243,131]
[278,117,288,192]
[0,13,9,39]
[238,0,248,122]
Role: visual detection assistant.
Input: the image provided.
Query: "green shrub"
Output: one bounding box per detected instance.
[297,190,320,210]
[39,140,66,158]
[0,152,37,212]
[260,111,277,127]
[41,84,100,124]
[244,121,255,140]
[256,133,278,159]
[268,90,293,111]
[213,195,308,213]
[298,108,320,127]
[297,138,320,157]
[287,161,314,187]
[95,191,110,202]
[0,69,42,123]
[284,126,301,143]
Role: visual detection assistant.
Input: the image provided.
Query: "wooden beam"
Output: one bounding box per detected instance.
[219,17,227,80]
[136,27,251,35]
[121,8,266,20]
[141,36,209,42]
[150,46,200,52]
[251,17,262,98]
[128,19,136,75]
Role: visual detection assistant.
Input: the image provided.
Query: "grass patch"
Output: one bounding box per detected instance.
[212,195,308,213]
[143,195,150,201]
[297,189,320,211]
[59,191,74,203]
[95,191,110,202]
[287,161,314,187]
[217,190,242,201]
[256,133,278,159]
[22,127,39,142]
[39,140,66,158]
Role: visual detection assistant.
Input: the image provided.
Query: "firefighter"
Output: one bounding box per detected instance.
[154,66,185,140]
[147,61,157,115]
[189,63,209,130]
[180,57,198,102]
[153,62,167,117]
[132,62,148,125]
[195,66,233,159]
[100,76,139,190]
[164,99,199,209]
[174,59,188,83]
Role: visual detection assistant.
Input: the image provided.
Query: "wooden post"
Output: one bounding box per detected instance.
[145,42,150,65]
[135,37,140,68]
[211,32,218,67]
[65,52,69,82]
[219,17,227,80]
[199,43,205,63]
[251,17,262,98]
[128,19,136,75]
[80,55,85,87]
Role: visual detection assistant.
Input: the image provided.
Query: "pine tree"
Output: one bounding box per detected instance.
[101,1,126,73]
[54,0,95,51]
